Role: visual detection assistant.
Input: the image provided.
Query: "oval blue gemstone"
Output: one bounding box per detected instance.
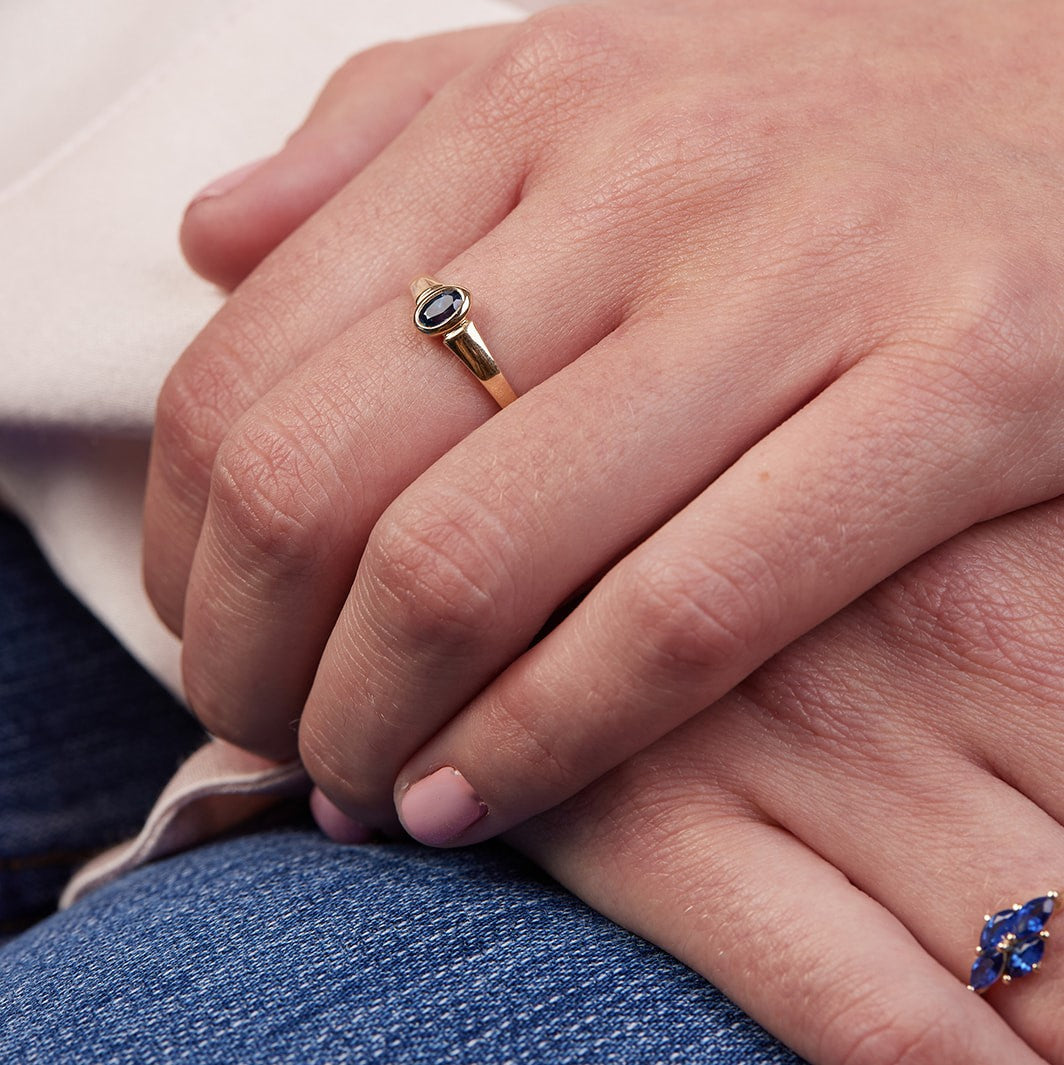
[1014,895,1055,937]
[980,908,1020,952]
[1007,935,1046,978]
[969,950,1006,992]
[416,288,465,332]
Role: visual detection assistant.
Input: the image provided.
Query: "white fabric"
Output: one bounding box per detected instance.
[0,0,532,694]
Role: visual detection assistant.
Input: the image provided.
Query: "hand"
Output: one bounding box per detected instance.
[145,0,1064,845]
[509,499,1064,1064]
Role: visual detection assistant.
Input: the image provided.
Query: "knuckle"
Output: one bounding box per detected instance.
[299,716,352,801]
[874,521,1064,689]
[737,638,886,759]
[364,497,509,650]
[209,414,344,577]
[153,352,236,491]
[916,247,1064,416]
[830,997,974,1065]
[153,305,288,492]
[508,4,628,78]
[777,180,902,296]
[625,544,778,678]
[686,104,792,206]
[559,103,780,252]
[181,676,235,749]
[180,654,277,758]
[883,549,1011,664]
[316,41,416,106]
[475,4,633,129]
[336,40,408,80]
[299,713,395,824]
[482,696,576,784]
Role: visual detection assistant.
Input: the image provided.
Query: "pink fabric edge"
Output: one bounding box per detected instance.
[60,739,308,909]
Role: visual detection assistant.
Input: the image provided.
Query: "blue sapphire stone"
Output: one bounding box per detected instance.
[1007,935,1046,977]
[1015,895,1056,937]
[416,288,466,333]
[969,951,1006,992]
[980,909,1020,953]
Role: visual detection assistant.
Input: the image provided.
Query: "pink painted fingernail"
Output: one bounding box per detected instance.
[188,156,270,208]
[399,767,487,846]
[310,787,373,845]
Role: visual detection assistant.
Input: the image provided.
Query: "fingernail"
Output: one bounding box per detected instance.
[188,156,270,208]
[399,767,487,846]
[310,787,373,845]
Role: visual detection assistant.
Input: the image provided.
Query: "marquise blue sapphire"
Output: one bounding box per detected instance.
[1015,895,1055,937]
[968,892,1057,992]
[969,951,1006,993]
[416,288,467,333]
[979,909,1019,953]
[1007,936,1046,977]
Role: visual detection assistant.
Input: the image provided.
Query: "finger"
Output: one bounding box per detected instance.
[715,645,1064,1059]
[309,787,373,845]
[389,344,1064,845]
[180,25,516,290]
[145,60,529,635]
[512,789,1041,1065]
[299,267,853,823]
[178,197,626,758]
[504,503,1064,1062]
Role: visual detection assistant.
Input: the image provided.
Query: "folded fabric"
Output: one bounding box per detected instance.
[60,740,310,908]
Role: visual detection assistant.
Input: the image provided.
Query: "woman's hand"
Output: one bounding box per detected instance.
[510,499,1064,1064]
[144,0,1064,844]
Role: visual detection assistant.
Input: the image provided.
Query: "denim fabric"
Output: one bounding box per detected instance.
[0,510,803,1064]
[0,510,204,935]
[1,833,801,1064]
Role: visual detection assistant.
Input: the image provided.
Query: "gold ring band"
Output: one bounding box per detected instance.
[410,276,518,409]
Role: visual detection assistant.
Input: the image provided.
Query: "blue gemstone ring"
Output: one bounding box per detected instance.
[967,892,1058,993]
[410,276,518,409]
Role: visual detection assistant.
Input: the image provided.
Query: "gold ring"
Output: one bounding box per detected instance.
[410,276,518,409]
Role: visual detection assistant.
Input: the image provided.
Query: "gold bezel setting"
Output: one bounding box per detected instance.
[409,276,518,408]
[413,284,472,337]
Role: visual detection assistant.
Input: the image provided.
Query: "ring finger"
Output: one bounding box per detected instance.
[513,768,1044,1065]
[508,511,1064,1060]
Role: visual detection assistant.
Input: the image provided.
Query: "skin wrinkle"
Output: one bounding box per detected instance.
[367,506,515,645]
[753,552,1064,761]
[209,426,341,578]
[888,563,1064,694]
[466,6,637,146]
[857,522,1064,769]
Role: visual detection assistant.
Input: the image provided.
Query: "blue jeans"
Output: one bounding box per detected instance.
[0,511,801,1064]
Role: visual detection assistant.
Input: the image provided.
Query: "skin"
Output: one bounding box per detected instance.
[147,2,1064,1058]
